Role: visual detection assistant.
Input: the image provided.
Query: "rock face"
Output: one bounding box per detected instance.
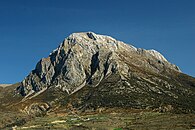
[17,32,195,113]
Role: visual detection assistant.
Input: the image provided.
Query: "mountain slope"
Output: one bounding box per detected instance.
[13,32,195,114]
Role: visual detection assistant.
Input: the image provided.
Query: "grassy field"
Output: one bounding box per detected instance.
[13,110,195,130]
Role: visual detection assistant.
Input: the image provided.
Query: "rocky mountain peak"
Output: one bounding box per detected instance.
[18,32,181,100]
[69,32,117,43]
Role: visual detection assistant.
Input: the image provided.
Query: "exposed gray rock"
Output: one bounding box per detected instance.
[24,103,50,117]
[17,32,180,98]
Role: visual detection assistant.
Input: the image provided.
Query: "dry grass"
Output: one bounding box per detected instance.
[12,109,195,130]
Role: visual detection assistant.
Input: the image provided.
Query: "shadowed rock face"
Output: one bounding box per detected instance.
[17,32,195,113]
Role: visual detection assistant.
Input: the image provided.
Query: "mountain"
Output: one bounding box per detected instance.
[0,32,195,129]
[14,32,195,114]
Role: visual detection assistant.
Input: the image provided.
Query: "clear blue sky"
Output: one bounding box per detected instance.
[0,0,195,83]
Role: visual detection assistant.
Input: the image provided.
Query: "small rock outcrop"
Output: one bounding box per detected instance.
[24,103,51,117]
